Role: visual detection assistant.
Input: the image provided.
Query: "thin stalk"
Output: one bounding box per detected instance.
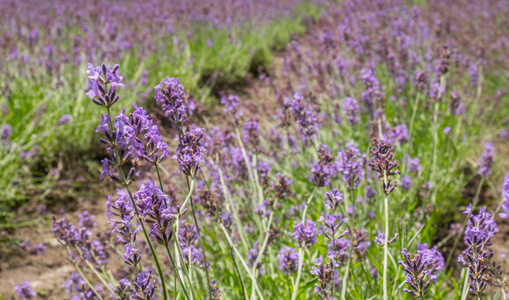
[382,194,390,300]
[119,170,169,300]
[235,127,258,201]
[301,188,317,222]
[68,251,104,300]
[215,162,249,251]
[251,200,279,275]
[408,92,421,140]
[186,175,213,299]
[76,248,118,297]
[382,171,390,300]
[460,269,470,300]
[290,247,305,300]
[498,279,507,300]
[161,227,190,299]
[155,164,169,207]
[219,223,264,299]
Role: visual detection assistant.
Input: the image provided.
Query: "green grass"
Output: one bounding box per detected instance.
[0,2,323,217]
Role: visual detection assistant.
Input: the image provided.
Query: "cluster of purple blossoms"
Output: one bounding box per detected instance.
[310,144,335,187]
[135,181,175,246]
[79,210,97,228]
[499,171,509,219]
[477,142,494,177]
[386,124,409,145]
[132,272,156,299]
[123,244,142,266]
[342,97,360,125]
[399,243,444,299]
[112,278,133,300]
[310,257,340,299]
[374,231,398,247]
[62,272,104,299]
[406,155,423,174]
[247,242,265,274]
[106,189,137,244]
[368,138,399,194]
[1,124,12,141]
[277,246,299,275]
[174,127,207,176]
[210,279,221,300]
[179,223,203,266]
[243,119,260,153]
[220,92,242,121]
[15,281,36,300]
[18,241,47,255]
[293,219,317,248]
[86,63,125,108]
[325,187,343,211]
[458,205,499,296]
[97,104,170,182]
[154,77,195,125]
[360,68,385,119]
[287,93,320,144]
[117,104,171,165]
[51,216,109,267]
[335,142,365,189]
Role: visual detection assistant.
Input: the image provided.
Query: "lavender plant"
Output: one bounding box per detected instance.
[7,0,509,299]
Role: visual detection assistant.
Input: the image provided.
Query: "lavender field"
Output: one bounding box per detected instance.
[2,0,509,299]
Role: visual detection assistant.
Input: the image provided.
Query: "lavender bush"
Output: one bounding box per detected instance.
[6,0,509,299]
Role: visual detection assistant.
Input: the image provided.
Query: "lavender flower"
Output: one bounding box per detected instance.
[15,281,36,300]
[210,279,221,300]
[86,63,125,107]
[1,124,12,141]
[325,188,343,211]
[63,273,102,300]
[243,119,260,153]
[399,243,444,299]
[401,175,413,190]
[335,142,364,189]
[59,114,72,125]
[374,231,385,246]
[154,77,195,125]
[310,144,335,187]
[368,138,399,194]
[123,244,141,266]
[174,127,207,176]
[132,272,156,299]
[477,142,494,177]
[293,219,317,248]
[277,246,299,275]
[113,278,132,300]
[220,92,242,120]
[289,93,319,143]
[79,210,97,228]
[343,97,360,125]
[406,155,423,174]
[458,205,498,296]
[310,257,336,299]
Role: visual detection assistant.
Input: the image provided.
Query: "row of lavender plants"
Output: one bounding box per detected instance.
[13,0,509,299]
[0,0,321,220]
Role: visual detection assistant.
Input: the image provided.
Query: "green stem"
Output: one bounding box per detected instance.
[69,253,104,300]
[219,224,264,299]
[290,247,305,300]
[408,92,421,141]
[186,176,213,299]
[382,193,389,300]
[119,171,169,300]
